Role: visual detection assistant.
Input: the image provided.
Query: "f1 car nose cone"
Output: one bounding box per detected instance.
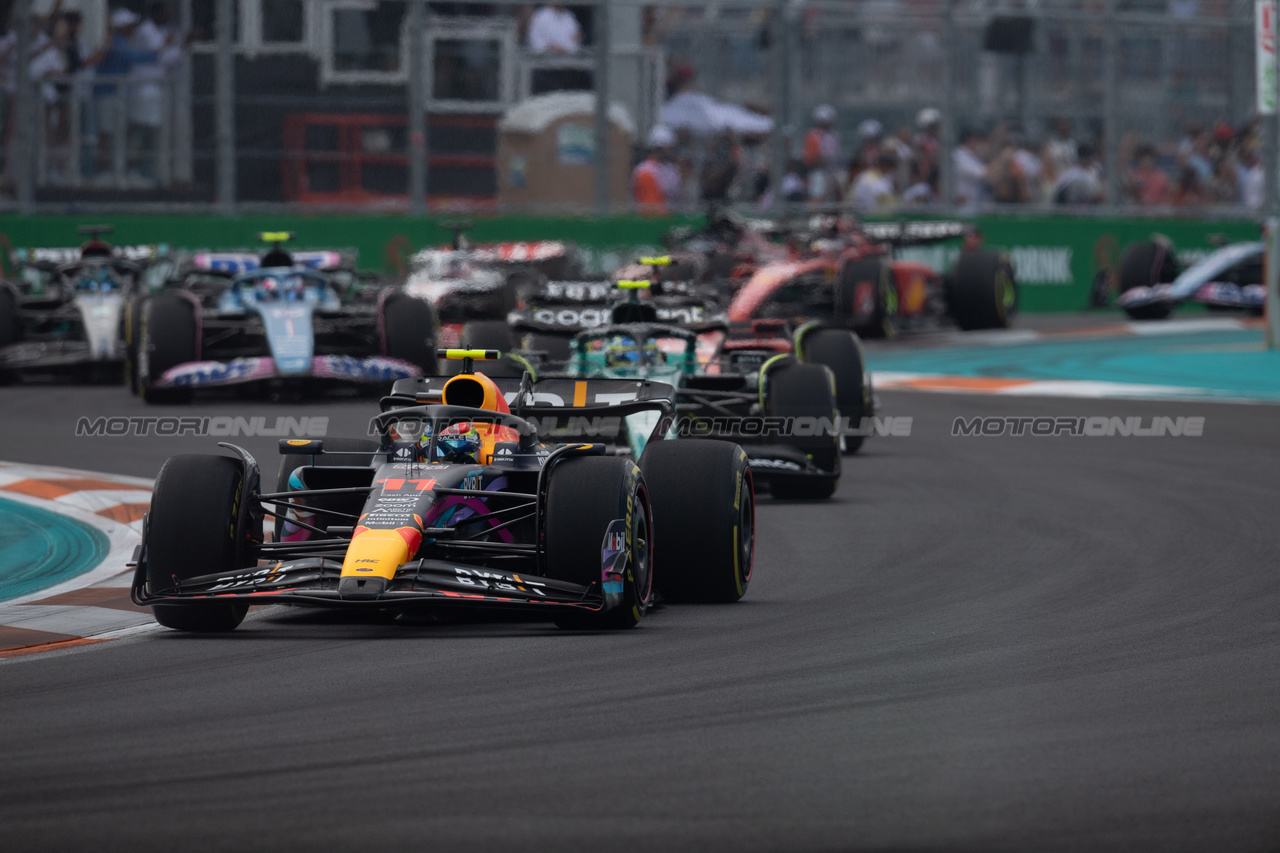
[337,576,390,600]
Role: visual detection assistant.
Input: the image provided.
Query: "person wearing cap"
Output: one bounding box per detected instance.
[913,107,941,174]
[632,125,682,215]
[803,104,839,201]
[129,3,184,182]
[83,9,160,180]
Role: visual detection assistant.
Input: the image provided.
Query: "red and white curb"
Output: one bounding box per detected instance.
[868,372,1238,401]
[924,316,1264,348]
[0,462,156,658]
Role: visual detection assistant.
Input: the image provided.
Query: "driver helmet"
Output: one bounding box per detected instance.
[435,422,482,464]
[605,335,661,368]
[79,265,117,291]
[257,276,281,299]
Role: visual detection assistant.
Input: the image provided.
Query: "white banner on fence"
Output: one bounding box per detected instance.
[1258,1,1277,114]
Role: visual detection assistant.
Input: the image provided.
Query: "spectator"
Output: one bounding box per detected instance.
[700,131,739,204]
[952,128,988,209]
[849,148,897,212]
[129,3,183,183]
[912,107,941,178]
[1238,144,1264,210]
[528,4,581,54]
[85,9,159,181]
[1053,142,1103,204]
[1173,162,1205,206]
[901,156,938,206]
[1185,128,1214,182]
[802,104,839,201]
[1011,131,1044,201]
[780,159,808,203]
[1126,145,1169,205]
[631,124,682,215]
[1206,151,1240,205]
[1044,117,1077,177]
[527,4,586,94]
[989,140,1030,204]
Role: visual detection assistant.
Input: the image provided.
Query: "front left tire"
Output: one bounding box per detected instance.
[146,454,258,632]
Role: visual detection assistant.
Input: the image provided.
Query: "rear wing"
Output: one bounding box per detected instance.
[186,250,352,274]
[11,245,160,266]
[860,220,972,246]
[386,376,676,414]
[468,241,570,263]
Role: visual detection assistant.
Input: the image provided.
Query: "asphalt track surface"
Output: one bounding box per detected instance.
[1,382,1279,852]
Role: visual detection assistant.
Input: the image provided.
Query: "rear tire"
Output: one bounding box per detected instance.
[766,361,839,500]
[1118,239,1178,294]
[139,293,196,403]
[122,293,146,394]
[0,286,17,386]
[146,454,256,632]
[0,285,18,348]
[838,257,897,339]
[545,456,653,629]
[948,251,1017,331]
[639,440,753,603]
[382,292,437,374]
[462,320,522,377]
[799,328,869,454]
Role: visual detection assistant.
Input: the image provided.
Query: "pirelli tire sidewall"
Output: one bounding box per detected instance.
[546,456,654,628]
[639,440,754,603]
[948,250,1018,331]
[146,454,254,632]
[139,292,197,403]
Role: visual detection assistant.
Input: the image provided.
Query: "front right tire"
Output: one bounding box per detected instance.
[639,440,754,603]
[545,456,654,628]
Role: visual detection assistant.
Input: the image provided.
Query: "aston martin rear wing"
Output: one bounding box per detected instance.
[385,375,677,418]
[860,220,972,247]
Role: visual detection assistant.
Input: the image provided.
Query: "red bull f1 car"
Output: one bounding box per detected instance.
[131,350,755,631]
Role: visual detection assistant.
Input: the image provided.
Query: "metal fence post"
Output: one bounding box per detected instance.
[1103,0,1119,207]
[769,0,791,208]
[408,0,426,216]
[13,0,34,214]
[215,0,235,214]
[1268,217,1280,348]
[941,0,956,209]
[594,0,612,215]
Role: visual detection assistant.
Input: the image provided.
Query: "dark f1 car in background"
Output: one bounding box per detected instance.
[131,350,755,632]
[132,233,437,402]
[0,226,168,381]
[1115,236,1265,320]
[402,223,583,348]
[724,216,1019,338]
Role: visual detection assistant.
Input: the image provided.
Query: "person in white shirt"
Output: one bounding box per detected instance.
[1053,142,1103,205]
[527,5,587,94]
[952,128,989,209]
[129,3,183,182]
[849,149,897,212]
[528,5,581,55]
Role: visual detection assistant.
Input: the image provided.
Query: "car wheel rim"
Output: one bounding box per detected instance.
[738,473,754,584]
[632,486,652,604]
